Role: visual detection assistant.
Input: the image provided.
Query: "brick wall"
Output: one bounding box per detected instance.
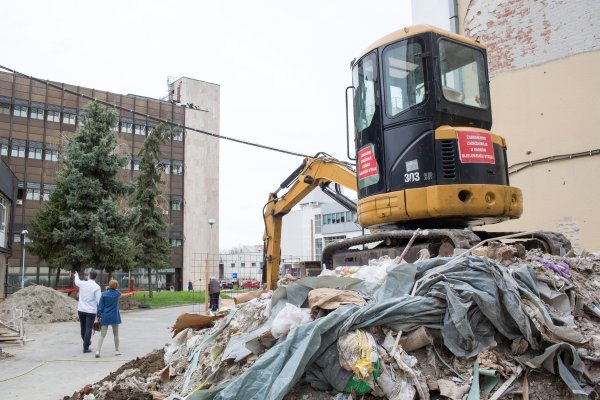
[463,0,600,75]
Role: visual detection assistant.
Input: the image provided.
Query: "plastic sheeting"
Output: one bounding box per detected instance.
[190,256,588,400]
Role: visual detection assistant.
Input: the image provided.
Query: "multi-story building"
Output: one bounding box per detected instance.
[0,72,219,292]
[281,190,364,262]
[0,159,17,298]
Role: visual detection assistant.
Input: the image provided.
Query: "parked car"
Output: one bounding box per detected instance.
[241,280,260,289]
[219,279,234,289]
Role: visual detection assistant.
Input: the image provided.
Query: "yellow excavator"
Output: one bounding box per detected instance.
[263,25,570,289]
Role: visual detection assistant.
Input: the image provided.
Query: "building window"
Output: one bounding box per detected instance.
[321,211,357,225]
[0,103,10,115]
[47,111,60,122]
[42,184,56,201]
[160,159,171,175]
[14,233,21,243]
[11,140,26,158]
[323,235,347,246]
[121,122,133,134]
[44,143,59,161]
[170,196,183,211]
[314,214,321,234]
[31,107,45,120]
[63,112,76,125]
[170,238,182,247]
[147,125,155,135]
[251,262,256,267]
[0,197,7,248]
[230,263,235,268]
[0,138,8,156]
[122,154,132,170]
[28,141,43,160]
[26,183,41,201]
[315,238,323,260]
[112,121,120,131]
[133,157,140,171]
[172,160,183,175]
[241,262,245,268]
[13,105,28,118]
[172,129,183,141]
[134,124,146,135]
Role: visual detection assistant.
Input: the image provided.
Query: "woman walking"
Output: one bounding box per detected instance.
[95,279,122,358]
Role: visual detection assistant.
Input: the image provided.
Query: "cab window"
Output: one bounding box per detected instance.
[439,39,489,109]
[382,40,425,117]
[352,53,377,132]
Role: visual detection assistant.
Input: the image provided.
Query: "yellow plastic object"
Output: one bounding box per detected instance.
[353,330,374,379]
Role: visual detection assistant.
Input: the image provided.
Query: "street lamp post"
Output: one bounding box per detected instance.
[205,219,216,313]
[20,229,29,289]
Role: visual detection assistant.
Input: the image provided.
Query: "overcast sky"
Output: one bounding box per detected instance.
[1,0,412,250]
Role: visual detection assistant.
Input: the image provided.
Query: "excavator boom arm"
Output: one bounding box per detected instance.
[263,157,357,289]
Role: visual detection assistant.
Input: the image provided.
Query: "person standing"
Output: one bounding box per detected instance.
[208,277,220,312]
[188,281,193,292]
[95,279,122,358]
[74,271,101,354]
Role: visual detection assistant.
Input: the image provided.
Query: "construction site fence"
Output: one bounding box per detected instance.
[3,253,320,295]
[191,253,320,292]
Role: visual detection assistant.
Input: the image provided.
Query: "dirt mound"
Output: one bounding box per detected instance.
[64,349,165,400]
[119,295,141,311]
[3,285,78,323]
[0,348,13,360]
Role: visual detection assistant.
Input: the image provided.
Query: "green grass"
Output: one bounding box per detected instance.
[131,290,231,308]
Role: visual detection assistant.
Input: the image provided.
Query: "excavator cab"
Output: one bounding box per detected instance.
[348,25,522,229]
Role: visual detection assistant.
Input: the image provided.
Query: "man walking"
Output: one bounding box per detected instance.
[208,277,220,312]
[74,271,101,353]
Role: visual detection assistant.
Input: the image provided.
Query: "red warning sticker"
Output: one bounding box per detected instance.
[357,144,380,189]
[457,130,496,164]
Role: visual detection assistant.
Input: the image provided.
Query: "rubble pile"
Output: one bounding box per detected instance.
[67,248,600,400]
[3,285,78,323]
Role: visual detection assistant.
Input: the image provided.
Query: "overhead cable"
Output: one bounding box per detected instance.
[0,64,312,158]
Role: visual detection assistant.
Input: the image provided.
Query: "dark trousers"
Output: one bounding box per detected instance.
[78,311,96,351]
[209,293,220,311]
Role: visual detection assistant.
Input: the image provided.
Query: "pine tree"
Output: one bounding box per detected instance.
[28,102,135,278]
[131,124,172,299]
[28,179,68,288]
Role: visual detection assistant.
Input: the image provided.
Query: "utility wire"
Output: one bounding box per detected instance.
[508,149,600,175]
[0,64,312,159]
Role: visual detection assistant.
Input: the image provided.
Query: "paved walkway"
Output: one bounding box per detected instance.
[0,304,205,399]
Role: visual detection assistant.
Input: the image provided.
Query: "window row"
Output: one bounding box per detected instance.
[0,102,78,125]
[0,100,184,141]
[121,156,183,175]
[114,122,183,141]
[0,138,60,161]
[16,182,56,202]
[320,211,358,226]
[228,262,259,268]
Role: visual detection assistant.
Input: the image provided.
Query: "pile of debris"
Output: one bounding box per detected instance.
[67,247,600,399]
[3,285,78,323]
[119,295,142,311]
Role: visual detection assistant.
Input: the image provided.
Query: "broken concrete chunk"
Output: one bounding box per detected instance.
[437,379,470,400]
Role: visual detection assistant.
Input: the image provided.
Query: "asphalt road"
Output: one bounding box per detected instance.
[0,304,205,399]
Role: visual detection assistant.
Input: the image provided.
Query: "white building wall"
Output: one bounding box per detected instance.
[411,0,452,30]
[281,190,363,261]
[175,77,220,290]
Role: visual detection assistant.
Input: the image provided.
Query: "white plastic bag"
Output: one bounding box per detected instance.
[271,303,312,338]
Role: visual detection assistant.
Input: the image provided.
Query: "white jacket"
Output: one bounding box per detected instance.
[74,273,101,314]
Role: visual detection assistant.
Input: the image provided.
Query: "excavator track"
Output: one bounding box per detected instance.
[321,229,571,268]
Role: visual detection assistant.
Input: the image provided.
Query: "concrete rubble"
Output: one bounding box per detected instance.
[65,247,600,400]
